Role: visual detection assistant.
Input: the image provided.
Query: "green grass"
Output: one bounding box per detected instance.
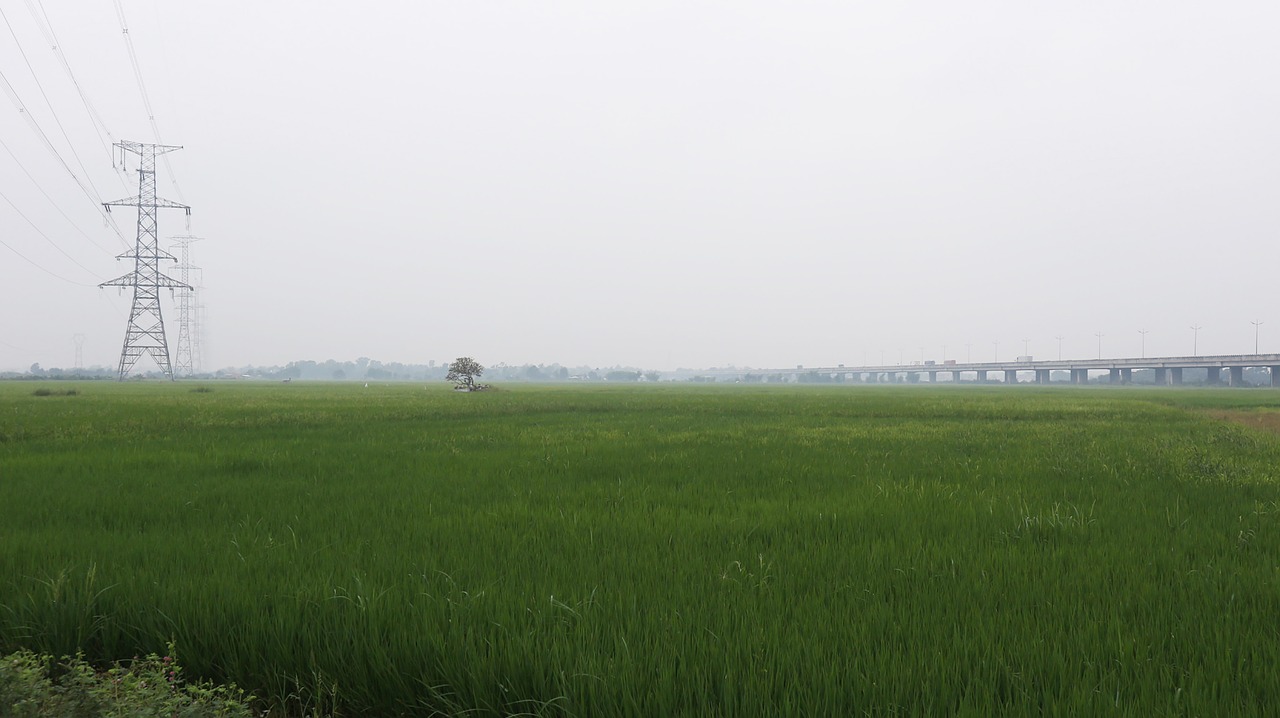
[3,382,1280,715]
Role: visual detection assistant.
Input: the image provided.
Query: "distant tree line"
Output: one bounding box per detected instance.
[238,358,664,383]
[9,360,1280,387]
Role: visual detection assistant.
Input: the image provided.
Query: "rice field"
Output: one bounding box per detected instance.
[2,381,1280,715]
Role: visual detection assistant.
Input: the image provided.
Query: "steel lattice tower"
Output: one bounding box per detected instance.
[99,141,191,380]
[170,235,202,377]
[193,294,206,374]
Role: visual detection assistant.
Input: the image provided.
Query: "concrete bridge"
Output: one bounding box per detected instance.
[728,354,1280,387]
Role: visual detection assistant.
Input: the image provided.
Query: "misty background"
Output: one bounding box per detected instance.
[2,2,1278,374]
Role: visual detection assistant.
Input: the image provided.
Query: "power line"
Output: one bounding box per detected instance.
[27,0,127,190]
[0,67,131,248]
[0,186,105,281]
[0,212,95,286]
[0,6,122,229]
[0,134,120,257]
[112,0,184,205]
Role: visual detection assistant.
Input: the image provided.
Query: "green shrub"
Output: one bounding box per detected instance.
[30,388,77,397]
[0,647,252,717]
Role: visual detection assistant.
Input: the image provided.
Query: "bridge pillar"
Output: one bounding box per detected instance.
[1109,368,1121,384]
[1121,368,1132,384]
[1004,369,1018,384]
[928,370,937,383]
[952,371,961,383]
[1271,367,1280,387]
[976,370,988,383]
[1036,369,1050,384]
[1071,369,1086,384]
[1207,367,1221,385]
[1229,366,1245,387]
[1154,367,1167,385]
[1170,367,1182,386]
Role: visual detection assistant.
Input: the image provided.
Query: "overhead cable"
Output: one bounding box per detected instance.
[0,134,119,257]
[0,187,106,281]
[27,0,127,191]
[0,6,119,222]
[0,213,97,287]
[112,0,184,204]
[0,68,130,249]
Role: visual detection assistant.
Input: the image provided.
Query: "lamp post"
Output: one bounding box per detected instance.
[965,343,972,363]
[993,341,999,363]
[1190,325,1201,356]
[1138,329,1149,358]
[1055,335,1063,360]
[1095,331,1104,359]
[1252,320,1263,354]
[1022,338,1030,357]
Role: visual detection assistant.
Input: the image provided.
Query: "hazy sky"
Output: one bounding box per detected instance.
[2,1,1278,372]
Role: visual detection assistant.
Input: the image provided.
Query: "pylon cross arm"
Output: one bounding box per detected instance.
[104,196,189,211]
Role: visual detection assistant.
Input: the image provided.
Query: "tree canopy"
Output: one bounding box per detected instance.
[446,357,484,390]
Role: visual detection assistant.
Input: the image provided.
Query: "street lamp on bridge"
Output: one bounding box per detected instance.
[1095,331,1104,359]
[1055,335,1063,360]
[1138,329,1149,358]
[1252,320,1264,355]
[1191,325,1201,356]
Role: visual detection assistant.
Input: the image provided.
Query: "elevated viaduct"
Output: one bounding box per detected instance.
[723,354,1280,387]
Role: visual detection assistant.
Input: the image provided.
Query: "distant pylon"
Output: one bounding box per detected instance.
[170,235,202,377]
[99,141,191,380]
[193,293,206,374]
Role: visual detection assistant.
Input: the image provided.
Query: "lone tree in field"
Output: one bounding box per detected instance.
[446,357,484,391]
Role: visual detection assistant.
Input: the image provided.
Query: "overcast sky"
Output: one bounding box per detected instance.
[2,1,1278,372]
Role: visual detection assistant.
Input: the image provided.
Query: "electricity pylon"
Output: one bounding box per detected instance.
[193,294,206,374]
[99,141,190,380]
[170,235,202,377]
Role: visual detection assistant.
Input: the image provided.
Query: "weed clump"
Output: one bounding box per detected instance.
[0,646,252,717]
[31,388,77,397]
